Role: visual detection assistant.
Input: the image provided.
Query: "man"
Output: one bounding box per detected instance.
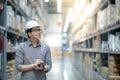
[15,20,52,80]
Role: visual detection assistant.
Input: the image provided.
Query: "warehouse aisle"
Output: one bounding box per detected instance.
[47,53,104,80]
[47,54,82,80]
[12,52,104,80]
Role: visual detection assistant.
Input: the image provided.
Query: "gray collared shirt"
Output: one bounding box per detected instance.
[15,40,52,80]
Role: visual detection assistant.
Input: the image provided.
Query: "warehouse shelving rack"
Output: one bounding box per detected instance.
[36,0,47,27]
[72,0,120,80]
[0,0,29,80]
[73,23,120,79]
[72,0,108,35]
[0,0,47,79]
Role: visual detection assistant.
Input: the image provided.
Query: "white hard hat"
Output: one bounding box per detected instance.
[25,20,40,30]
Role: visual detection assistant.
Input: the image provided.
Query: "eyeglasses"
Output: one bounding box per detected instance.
[31,29,42,32]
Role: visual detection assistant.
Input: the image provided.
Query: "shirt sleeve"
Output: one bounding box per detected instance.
[44,45,52,72]
[15,44,24,71]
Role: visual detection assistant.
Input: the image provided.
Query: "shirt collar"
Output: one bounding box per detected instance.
[27,40,41,47]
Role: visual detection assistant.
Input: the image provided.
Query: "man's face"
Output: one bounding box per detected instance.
[28,26,41,40]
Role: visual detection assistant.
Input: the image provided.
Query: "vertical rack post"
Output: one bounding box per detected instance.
[2,0,7,80]
[107,54,110,80]
[98,35,102,76]
[106,32,110,80]
[92,52,94,80]
[82,52,85,80]
[3,30,7,80]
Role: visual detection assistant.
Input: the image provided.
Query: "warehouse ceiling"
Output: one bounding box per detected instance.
[45,0,74,13]
[44,0,74,21]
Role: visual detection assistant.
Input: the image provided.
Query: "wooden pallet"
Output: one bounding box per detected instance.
[110,76,120,80]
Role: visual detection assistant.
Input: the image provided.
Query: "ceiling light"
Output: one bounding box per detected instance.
[44,0,49,2]
[63,8,72,32]
[57,0,62,12]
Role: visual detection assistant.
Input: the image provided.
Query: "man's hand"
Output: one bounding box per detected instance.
[33,59,44,71]
[43,66,48,72]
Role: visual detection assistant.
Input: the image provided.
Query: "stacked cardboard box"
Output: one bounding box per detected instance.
[115,0,120,21]
[94,54,100,71]
[109,55,120,80]
[63,50,73,57]
[84,54,92,67]
[97,8,107,30]
[50,47,62,57]
[101,67,108,78]
[107,5,116,26]
[7,60,15,80]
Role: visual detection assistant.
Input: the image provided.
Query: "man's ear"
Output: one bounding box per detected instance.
[28,32,31,37]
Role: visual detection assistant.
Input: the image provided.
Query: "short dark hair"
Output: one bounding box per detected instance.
[25,28,33,33]
[25,28,33,38]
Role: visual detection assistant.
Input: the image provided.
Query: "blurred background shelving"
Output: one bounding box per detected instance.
[72,0,120,80]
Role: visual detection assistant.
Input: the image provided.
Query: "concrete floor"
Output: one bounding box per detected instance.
[47,53,103,80]
[13,53,104,80]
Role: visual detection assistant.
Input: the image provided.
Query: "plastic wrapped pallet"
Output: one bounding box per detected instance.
[81,25,89,38]
[19,16,23,32]
[93,38,100,48]
[7,6,15,29]
[31,8,36,20]
[74,30,82,41]
[21,16,26,33]
[97,8,107,30]
[107,5,116,26]
[26,5,31,16]
[115,0,120,21]
[108,34,120,51]
[19,0,27,11]
[14,15,21,32]
[86,17,96,34]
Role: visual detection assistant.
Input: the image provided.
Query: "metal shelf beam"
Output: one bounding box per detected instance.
[0,26,27,38]
[74,48,120,54]
[74,23,120,44]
